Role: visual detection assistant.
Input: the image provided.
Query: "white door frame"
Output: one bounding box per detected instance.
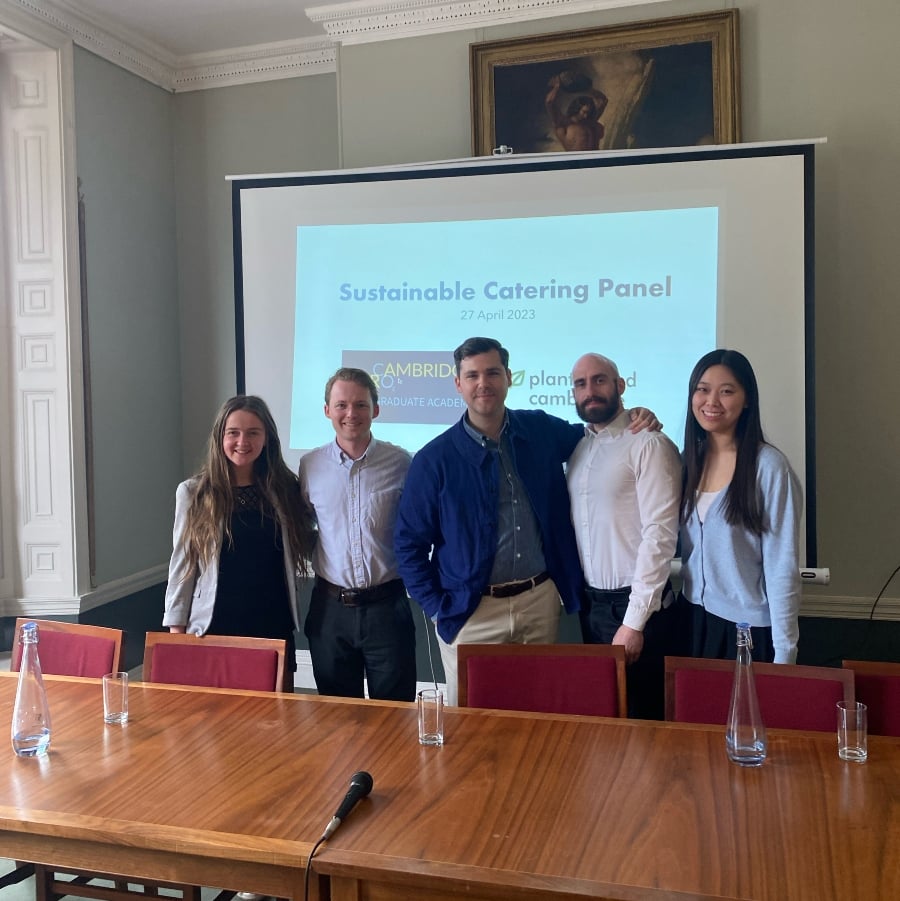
[0,11,88,616]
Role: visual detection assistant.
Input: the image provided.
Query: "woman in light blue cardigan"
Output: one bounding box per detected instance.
[679,350,802,664]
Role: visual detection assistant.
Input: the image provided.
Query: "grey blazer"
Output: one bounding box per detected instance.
[162,479,300,635]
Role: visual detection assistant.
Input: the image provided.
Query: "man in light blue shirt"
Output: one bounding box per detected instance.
[298,368,416,700]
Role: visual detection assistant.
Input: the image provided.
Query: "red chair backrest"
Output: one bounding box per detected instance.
[466,654,621,717]
[843,661,900,737]
[12,628,119,678]
[150,644,281,691]
[854,674,900,737]
[673,667,851,731]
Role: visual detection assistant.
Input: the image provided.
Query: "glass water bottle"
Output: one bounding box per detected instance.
[725,622,766,766]
[11,621,52,757]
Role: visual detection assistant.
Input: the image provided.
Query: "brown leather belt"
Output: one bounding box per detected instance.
[484,571,550,599]
[316,577,405,607]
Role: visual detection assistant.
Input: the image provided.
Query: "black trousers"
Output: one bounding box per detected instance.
[305,579,417,701]
[581,584,684,720]
[686,600,775,663]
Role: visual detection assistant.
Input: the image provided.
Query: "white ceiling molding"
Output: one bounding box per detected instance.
[2,0,673,90]
[1,0,336,92]
[307,0,673,46]
[174,39,337,92]
[2,0,177,88]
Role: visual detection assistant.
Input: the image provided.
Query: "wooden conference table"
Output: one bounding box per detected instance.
[0,673,898,901]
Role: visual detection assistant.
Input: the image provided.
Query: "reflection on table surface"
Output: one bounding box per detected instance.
[0,673,898,901]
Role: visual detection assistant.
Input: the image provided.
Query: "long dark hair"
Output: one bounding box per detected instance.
[680,349,766,535]
[181,395,314,578]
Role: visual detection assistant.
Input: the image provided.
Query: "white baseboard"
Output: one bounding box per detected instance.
[800,594,900,621]
[294,650,317,691]
[1,565,167,618]
[1,596,81,617]
[79,565,169,613]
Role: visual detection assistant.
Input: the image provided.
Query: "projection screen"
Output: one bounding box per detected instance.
[231,140,817,563]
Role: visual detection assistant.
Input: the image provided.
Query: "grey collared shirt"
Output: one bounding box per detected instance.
[462,414,546,584]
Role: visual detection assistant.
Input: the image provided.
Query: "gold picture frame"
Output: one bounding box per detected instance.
[471,10,740,156]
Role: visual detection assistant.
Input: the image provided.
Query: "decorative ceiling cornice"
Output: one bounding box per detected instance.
[173,39,337,92]
[1,0,178,88]
[1,0,671,92]
[307,0,670,46]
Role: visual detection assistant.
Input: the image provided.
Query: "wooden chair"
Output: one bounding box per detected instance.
[665,656,855,731]
[2,620,125,894]
[843,659,900,737]
[4,621,197,901]
[457,643,627,718]
[11,617,123,678]
[143,631,288,692]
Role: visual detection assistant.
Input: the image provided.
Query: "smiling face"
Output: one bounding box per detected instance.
[691,364,747,439]
[222,410,266,483]
[325,378,378,451]
[454,349,512,428]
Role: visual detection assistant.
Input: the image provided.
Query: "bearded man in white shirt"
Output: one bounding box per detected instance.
[566,353,682,719]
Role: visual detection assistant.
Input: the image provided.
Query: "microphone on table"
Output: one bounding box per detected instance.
[321,771,374,840]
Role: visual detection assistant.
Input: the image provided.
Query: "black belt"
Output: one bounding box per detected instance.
[585,581,674,608]
[317,577,404,607]
[585,585,631,600]
[484,571,550,599]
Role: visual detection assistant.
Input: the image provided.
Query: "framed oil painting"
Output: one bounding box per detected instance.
[471,10,740,156]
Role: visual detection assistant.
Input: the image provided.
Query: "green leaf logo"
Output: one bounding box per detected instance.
[510,370,525,387]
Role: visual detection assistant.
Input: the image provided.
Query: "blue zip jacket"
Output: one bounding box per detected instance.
[394,410,584,643]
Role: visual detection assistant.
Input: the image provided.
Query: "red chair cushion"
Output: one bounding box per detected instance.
[14,631,117,678]
[466,655,619,716]
[855,673,900,737]
[674,668,847,731]
[151,644,279,691]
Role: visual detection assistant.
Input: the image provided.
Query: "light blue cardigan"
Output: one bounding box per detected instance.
[680,444,803,663]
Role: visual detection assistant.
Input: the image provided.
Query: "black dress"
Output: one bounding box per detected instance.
[208,484,296,665]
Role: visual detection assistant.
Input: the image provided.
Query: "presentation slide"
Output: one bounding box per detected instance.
[290,207,718,450]
[233,143,814,557]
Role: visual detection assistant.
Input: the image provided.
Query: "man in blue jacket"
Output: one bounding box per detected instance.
[394,336,655,704]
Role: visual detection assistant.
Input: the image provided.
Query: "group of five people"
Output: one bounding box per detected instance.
[163,337,802,719]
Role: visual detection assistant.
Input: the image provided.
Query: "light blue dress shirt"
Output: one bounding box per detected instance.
[299,437,412,589]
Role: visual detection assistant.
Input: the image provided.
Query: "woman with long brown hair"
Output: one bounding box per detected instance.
[163,395,315,667]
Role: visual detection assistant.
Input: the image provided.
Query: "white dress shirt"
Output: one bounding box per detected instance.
[566,410,681,631]
[298,436,411,589]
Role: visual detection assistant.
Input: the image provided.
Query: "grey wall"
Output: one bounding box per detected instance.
[70,53,338,611]
[69,0,900,628]
[337,0,900,615]
[173,75,339,469]
[73,47,182,584]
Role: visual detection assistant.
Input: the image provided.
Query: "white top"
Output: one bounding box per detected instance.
[566,410,682,631]
[298,436,412,589]
[696,489,721,523]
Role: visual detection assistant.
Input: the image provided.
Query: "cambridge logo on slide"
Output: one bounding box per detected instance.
[343,350,464,424]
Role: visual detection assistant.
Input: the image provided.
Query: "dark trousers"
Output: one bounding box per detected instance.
[305,579,417,701]
[686,600,775,663]
[581,584,682,720]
